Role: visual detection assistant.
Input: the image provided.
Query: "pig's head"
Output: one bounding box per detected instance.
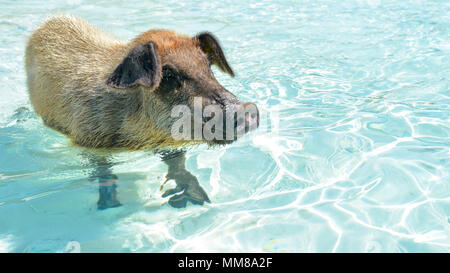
[107,30,259,146]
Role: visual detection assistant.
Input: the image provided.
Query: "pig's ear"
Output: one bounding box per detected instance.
[107,42,162,90]
[195,32,235,77]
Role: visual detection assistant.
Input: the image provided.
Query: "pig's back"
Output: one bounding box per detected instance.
[26,14,122,82]
[25,15,126,134]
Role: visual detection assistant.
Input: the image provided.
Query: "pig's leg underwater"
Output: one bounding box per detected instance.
[159,150,210,208]
[87,154,122,210]
[84,150,209,210]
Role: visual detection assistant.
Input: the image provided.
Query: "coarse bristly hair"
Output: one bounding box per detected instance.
[25,14,227,150]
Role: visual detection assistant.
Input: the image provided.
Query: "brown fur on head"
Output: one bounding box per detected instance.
[26,15,258,150]
[131,30,234,75]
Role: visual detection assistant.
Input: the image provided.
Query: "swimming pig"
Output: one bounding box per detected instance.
[25,15,259,209]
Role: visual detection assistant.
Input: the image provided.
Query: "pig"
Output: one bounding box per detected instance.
[25,15,259,209]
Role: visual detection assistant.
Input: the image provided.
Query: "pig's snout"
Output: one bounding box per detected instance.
[223,102,259,140]
[234,102,259,133]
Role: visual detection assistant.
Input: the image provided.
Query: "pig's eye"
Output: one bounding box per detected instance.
[160,66,181,92]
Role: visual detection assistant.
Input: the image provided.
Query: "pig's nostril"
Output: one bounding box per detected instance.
[229,103,260,132]
[244,110,258,124]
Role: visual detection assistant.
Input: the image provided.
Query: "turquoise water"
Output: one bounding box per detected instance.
[0,0,449,252]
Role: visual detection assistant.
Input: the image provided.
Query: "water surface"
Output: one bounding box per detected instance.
[0,0,449,252]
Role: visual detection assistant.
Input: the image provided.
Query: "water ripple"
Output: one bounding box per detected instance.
[0,0,449,252]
